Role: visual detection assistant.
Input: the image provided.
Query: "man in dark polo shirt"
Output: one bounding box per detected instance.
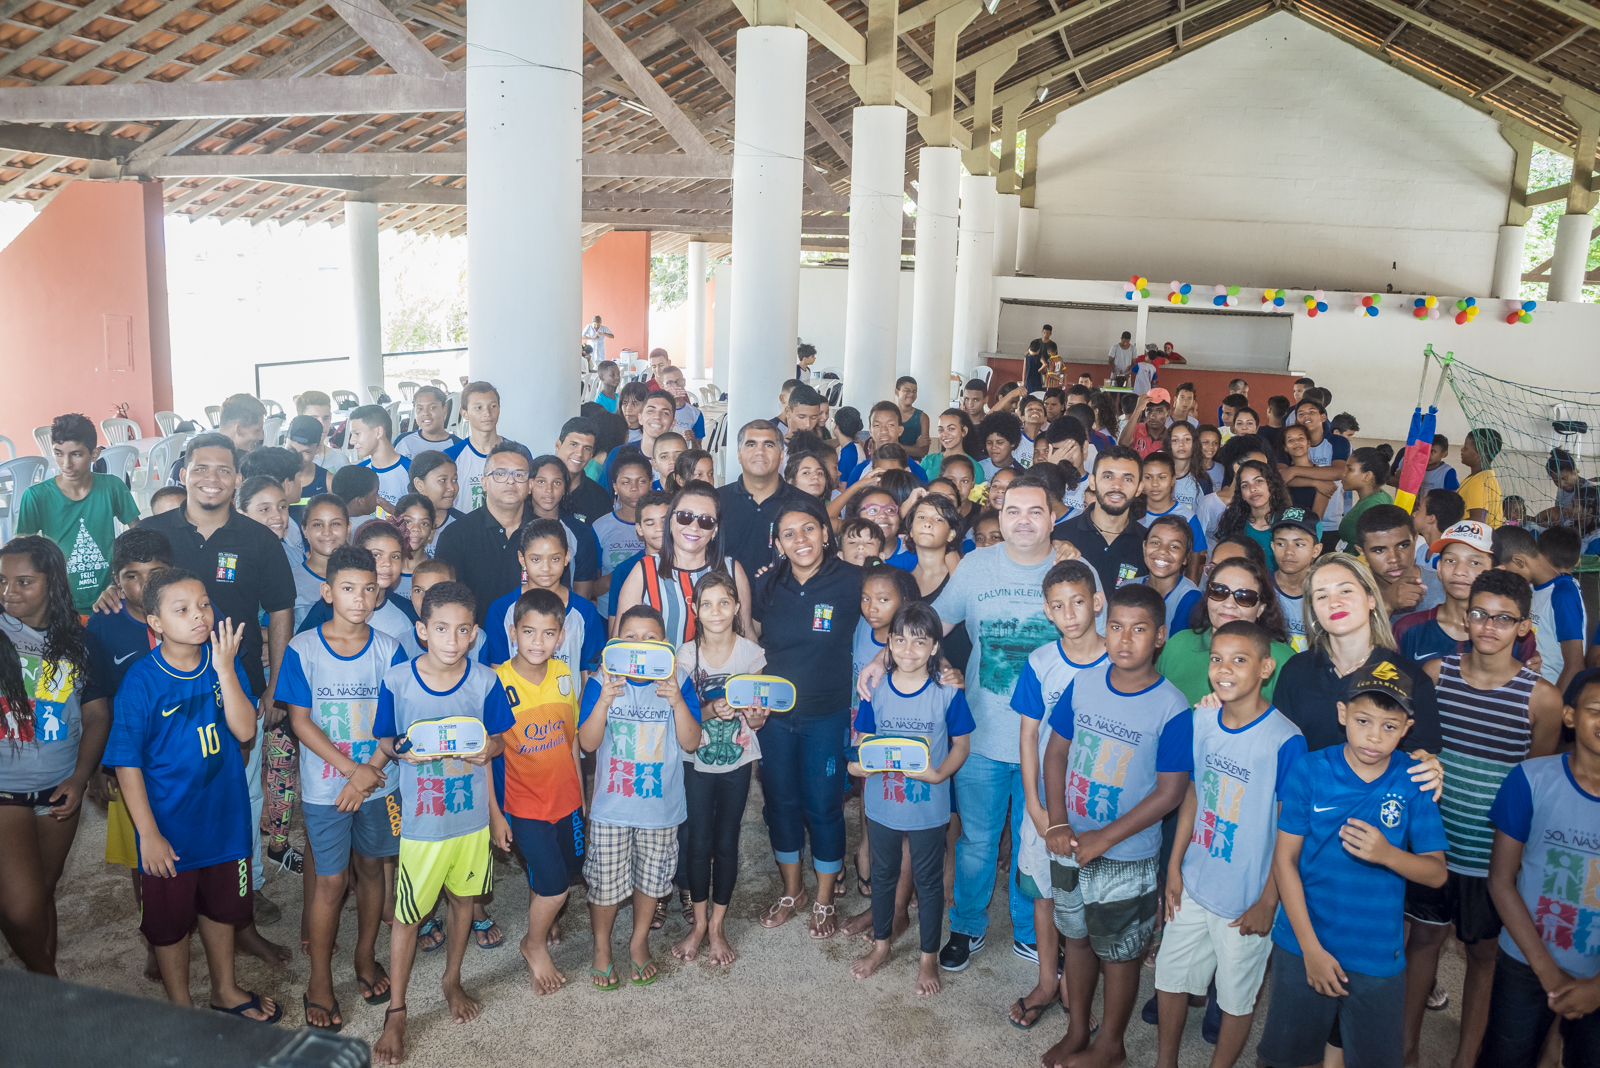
[719,420,811,580]
[435,441,529,622]
[1053,446,1148,592]
[555,415,611,524]
[134,431,294,957]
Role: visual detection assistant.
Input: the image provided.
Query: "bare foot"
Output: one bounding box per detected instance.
[673,923,706,962]
[706,927,737,966]
[373,1007,406,1065]
[851,940,892,979]
[841,905,874,937]
[759,890,808,929]
[1064,1040,1126,1068]
[1041,1026,1090,1068]
[519,934,567,996]
[443,979,480,1024]
[143,945,160,983]
[235,925,291,966]
[809,900,837,939]
[547,920,562,948]
[915,953,941,995]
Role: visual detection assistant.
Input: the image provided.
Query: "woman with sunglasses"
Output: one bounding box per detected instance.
[748,496,865,939]
[1157,555,1296,706]
[525,454,603,601]
[1214,458,1292,571]
[613,481,752,645]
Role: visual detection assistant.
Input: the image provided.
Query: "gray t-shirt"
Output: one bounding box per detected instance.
[856,676,975,831]
[579,673,700,829]
[373,659,514,841]
[0,615,104,792]
[932,545,1058,763]
[274,627,407,806]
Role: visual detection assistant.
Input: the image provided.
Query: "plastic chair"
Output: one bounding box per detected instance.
[204,405,222,429]
[0,456,48,543]
[367,385,386,403]
[968,366,993,388]
[262,415,284,447]
[134,435,187,506]
[332,390,359,409]
[398,381,421,402]
[99,444,138,482]
[260,398,285,419]
[32,426,52,456]
[445,392,462,433]
[820,365,844,379]
[153,411,180,436]
[101,417,142,444]
[0,435,15,460]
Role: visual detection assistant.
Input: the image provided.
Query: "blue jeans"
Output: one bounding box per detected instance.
[1478,948,1600,1068]
[756,710,848,873]
[950,752,1034,943]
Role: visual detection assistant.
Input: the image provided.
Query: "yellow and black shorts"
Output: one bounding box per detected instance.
[395,827,492,924]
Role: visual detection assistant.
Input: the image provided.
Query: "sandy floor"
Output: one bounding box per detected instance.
[33,781,1472,1068]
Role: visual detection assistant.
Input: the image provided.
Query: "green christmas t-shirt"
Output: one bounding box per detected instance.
[16,475,141,612]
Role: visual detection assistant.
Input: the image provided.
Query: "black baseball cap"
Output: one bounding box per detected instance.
[1343,657,1414,714]
[1270,507,1320,539]
[287,415,324,446]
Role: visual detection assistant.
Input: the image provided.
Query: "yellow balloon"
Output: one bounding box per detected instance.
[1424,295,1437,308]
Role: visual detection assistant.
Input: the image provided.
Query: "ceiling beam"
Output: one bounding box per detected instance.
[143,150,466,177]
[582,152,733,178]
[806,101,853,172]
[0,0,122,79]
[162,176,228,214]
[899,0,971,31]
[581,208,912,235]
[0,122,143,161]
[583,190,850,211]
[582,0,716,155]
[38,0,211,86]
[272,186,346,224]
[0,70,466,122]
[182,0,331,83]
[790,0,931,114]
[327,0,448,79]
[952,0,1127,77]
[1525,0,1600,34]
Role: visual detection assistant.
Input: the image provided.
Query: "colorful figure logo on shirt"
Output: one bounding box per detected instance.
[880,771,931,805]
[1066,731,1133,823]
[1,653,78,743]
[216,552,238,582]
[317,700,378,777]
[415,774,475,815]
[605,721,666,799]
[1194,769,1245,862]
[812,604,833,632]
[1536,847,1600,953]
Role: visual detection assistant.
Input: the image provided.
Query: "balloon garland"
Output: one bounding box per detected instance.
[1123,275,1150,300]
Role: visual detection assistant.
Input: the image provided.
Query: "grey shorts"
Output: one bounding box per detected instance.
[303,793,402,874]
[1049,851,1160,963]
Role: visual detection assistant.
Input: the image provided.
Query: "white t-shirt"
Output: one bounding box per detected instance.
[582,323,613,365]
[1107,343,1134,374]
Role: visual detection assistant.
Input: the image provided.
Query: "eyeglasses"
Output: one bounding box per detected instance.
[861,504,899,518]
[486,469,528,483]
[674,511,717,530]
[1206,582,1261,608]
[1467,608,1524,628]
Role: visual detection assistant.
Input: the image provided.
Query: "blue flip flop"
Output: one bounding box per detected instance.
[210,991,284,1025]
[417,917,446,953]
[472,917,504,950]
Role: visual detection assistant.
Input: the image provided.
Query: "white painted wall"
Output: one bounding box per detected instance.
[1032,12,1513,295]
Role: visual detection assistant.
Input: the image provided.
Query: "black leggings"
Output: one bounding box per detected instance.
[682,762,753,907]
[867,817,946,953]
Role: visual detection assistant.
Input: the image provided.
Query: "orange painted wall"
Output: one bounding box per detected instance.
[0,180,172,448]
[581,230,650,364]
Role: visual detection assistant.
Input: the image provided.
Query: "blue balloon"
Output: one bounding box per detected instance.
[1316,301,1328,312]
[1522,300,1536,311]
[1366,306,1379,317]
[1180,284,1191,294]
[1213,295,1226,306]
[1414,298,1425,308]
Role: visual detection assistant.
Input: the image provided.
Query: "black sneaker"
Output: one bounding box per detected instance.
[267,844,304,875]
[939,931,985,971]
[1012,938,1039,963]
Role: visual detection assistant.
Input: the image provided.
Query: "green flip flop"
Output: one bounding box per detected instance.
[629,960,657,987]
[590,965,620,992]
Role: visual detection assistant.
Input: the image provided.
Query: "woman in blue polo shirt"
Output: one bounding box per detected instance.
[750,497,864,941]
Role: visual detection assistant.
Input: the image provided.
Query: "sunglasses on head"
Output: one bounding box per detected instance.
[1206,581,1261,608]
[674,511,717,530]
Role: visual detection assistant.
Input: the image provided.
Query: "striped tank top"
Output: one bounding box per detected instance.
[1436,654,1538,876]
[638,556,733,647]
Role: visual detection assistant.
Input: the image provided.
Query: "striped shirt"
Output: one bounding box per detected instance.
[1436,655,1538,876]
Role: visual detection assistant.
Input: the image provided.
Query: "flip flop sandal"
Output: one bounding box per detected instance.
[629,960,657,987]
[759,892,809,929]
[650,898,668,931]
[855,862,871,898]
[809,901,837,938]
[678,887,693,919]
[472,918,504,950]
[302,994,343,1033]
[417,917,446,953]
[1010,997,1056,1030]
[1062,1004,1101,1036]
[356,973,391,1006]
[210,991,284,1026]
[590,965,620,992]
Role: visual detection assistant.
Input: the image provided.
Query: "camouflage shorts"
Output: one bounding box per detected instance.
[1049,852,1159,963]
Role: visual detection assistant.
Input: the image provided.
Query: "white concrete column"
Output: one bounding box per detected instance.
[843,105,907,411]
[950,175,996,376]
[346,200,383,398]
[1490,225,1526,299]
[1016,206,1040,275]
[909,146,960,402]
[1548,213,1592,302]
[1134,300,1150,354]
[687,240,708,380]
[727,26,806,469]
[992,193,1019,279]
[467,0,580,447]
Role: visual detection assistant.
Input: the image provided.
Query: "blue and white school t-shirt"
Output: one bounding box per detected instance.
[393,429,460,459]
[1530,574,1586,686]
[275,627,408,806]
[579,673,700,829]
[1139,575,1202,635]
[850,618,884,714]
[1012,645,1109,879]
[101,646,254,873]
[1140,503,1207,562]
[674,403,705,442]
[1046,665,1194,861]
[293,561,326,630]
[1183,705,1305,920]
[481,587,604,680]
[443,438,491,512]
[359,455,411,513]
[856,676,974,831]
[1489,754,1600,979]
[1271,745,1447,978]
[373,659,515,841]
[0,614,109,793]
[1274,579,1308,652]
[592,511,646,581]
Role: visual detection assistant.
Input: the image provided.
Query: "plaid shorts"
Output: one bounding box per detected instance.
[582,821,679,906]
[1049,852,1160,963]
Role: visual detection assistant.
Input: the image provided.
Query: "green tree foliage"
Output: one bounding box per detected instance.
[1522,145,1600,302]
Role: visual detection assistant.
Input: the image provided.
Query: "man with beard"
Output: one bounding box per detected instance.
[857,472,1065,968]
[719,421,811,579]
[1053,446,1150,592]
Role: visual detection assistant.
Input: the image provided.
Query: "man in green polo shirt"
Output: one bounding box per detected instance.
[16,413,140,612]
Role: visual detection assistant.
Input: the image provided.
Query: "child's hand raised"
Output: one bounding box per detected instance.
[140,832,180,878]
[654,675,682,704]
[599,671,627,703]
[1338,818,1395,866]
[211,617,246,663]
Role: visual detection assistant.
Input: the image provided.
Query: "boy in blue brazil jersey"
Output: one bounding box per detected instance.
[1258,660,1447,1068]
[102,568,281,1024]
